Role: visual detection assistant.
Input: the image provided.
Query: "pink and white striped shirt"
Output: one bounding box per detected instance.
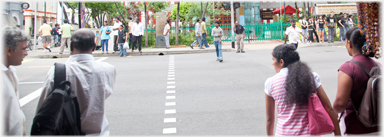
[265,68,321,136]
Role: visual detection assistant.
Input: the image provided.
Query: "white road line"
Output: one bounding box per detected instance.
[168,72,175,74]
[167,90,176,94]
[165,109,176,114]
[19,57,108,107]
[167,86,175,89]
[168,75,175,77]
[19,88,43,107]
[96,57,108,62]
[163,128,177,134]
[164,118,177,123]
[168,78,175,80]
[166,96,176,99]
[165,102,176,106]
[168,70,175,72]
[19,82,45,84]
[167,81,175,84]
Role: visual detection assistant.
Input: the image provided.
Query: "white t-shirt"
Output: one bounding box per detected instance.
[285,26,302,44]
[163,24,170,36]
[113,21,122,36]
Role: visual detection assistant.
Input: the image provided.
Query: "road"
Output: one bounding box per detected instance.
[16,45,376,135]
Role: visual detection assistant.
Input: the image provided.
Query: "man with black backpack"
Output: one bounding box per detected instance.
[51,24,59,47]
[34,29,116,135]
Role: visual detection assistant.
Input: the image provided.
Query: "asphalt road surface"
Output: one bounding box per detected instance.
[16,45,378,135]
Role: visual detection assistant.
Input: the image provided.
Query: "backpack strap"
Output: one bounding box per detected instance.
[348,61,370,76]
[54,63,66,89]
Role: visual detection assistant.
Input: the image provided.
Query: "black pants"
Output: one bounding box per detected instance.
[308,30,319,42]
[113,35,119,52]
[313,30,319,42]
[132,35,142,51]
[129,33,135,49]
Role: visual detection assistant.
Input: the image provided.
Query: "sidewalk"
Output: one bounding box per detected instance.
[27,40,345,58]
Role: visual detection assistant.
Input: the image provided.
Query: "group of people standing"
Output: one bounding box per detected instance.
[299,11,355,44]
[99,17,144,57]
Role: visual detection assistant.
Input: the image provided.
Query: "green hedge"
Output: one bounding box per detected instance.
[141,31,213,47]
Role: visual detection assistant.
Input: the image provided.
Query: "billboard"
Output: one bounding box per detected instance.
[315,3,357,15]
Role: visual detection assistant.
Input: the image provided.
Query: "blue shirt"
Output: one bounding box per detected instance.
[100,26,111,40]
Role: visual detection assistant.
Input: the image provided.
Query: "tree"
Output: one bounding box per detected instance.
[59,2,69,22]
[65,2,78,24]
[201,2,209,20]
[295,2,299,20]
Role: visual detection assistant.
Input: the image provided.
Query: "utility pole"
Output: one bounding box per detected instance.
[175,2,180,46]
[61,1,64,25]
[283,2,286,24]
[201,2,203,18]
[34,1,37,51]
[144,1,148,48]
[78,2,81,29]
[231,1,234,48]
[44,1,46,21]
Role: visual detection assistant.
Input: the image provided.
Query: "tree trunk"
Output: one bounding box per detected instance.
[59,2,69,21]
[201,2,209,20]
[114,3,128,30]
[175,2,180,46]
[295,2,298,20]
[144,2,148,48]
[71,9,75,24]
[303,2,306,18]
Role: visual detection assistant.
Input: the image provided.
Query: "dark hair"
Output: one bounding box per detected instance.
[104,21,108,24]
[167,20,170,23]
[348,15,353,18]
[215,21,220,25]
[43,20,47,23]
[196,19,200,22]
[339,12,343,15]
[115,16,120,21]
[272,44,316,106]
[346,27,359,41]
[120,24,124,28]
[70,29,95,52]
[64,19,68,23]
[349,29,374,57]
[128,17,132,20]
[202,17,205,21]
[291,19,296,23]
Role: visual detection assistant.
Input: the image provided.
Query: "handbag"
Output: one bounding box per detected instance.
[308,93,334,135]
[123,42,129,49]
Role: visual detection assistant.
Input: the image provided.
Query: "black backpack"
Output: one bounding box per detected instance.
[31,63,84,135]
[348,61,380,127]
[51,28,57,35]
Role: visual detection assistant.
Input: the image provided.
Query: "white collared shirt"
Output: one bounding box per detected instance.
[132,22,144,36]
[163,24,170,36]
[2,64,25,135]
[36,54,116,135]
[285,26,302,44]
[113,21,122,36]
[195,22,202,36]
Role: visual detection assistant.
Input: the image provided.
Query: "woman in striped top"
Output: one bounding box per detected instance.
[264,44,341,136]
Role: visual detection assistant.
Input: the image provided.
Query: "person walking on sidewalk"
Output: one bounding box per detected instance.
[59,19,73,54]
[284,20,306,49]
[200,17,209,49]
[211,21,224,62]
[326,11,336,43]
[132,18,144,53]
[190,19,202,49]
[99,21,112,54]
[112,17,122,54]
[300,16,308,44]
[51,24,59,47]
[3,26,29,136]
[234,21,245,53]
[163,20,171,49]
[128,17,134,50]
[36,29,116,135]
[116,25,128,57]
[38,20,52,52]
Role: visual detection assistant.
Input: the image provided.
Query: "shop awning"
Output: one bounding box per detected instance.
[272,5,300,14]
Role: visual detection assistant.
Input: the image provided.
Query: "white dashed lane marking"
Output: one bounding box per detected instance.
[163,55,177,134]
[163,128,177,134]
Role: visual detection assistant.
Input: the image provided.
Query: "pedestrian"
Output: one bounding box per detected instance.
[316,15,325,43]
[36,29,116,136]
[163,20,171,49]
[234,21,245,53]
[2,26,29,136]
[312,16,320,43]
[300,16,308,44]
[57,24,62,46]
[211,21,224,62]
[59,19,73,54]
[337,12,344,41]
[348,15,356,28]
[132,18,144,53]
[200,17,209,48]
[112,17,122,54]
[265,44,341,136]
[51,23,59,47]
[116,24,128,57]
[190,19,202,49]
[338,13,349,41]
[38,20,52,52]
[128,17,134,50]
[284,20,305,49]
[308,17,319,43]
[326,11,336,43]
[99,21,112,54]
[332,27,379,135]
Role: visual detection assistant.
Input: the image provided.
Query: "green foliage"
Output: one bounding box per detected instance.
[170,2,191,21]
[147,2,169,12]
[141,31,213,47]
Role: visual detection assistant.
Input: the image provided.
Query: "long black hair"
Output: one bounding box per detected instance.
[272,44,316,106]
[348,28,374,57]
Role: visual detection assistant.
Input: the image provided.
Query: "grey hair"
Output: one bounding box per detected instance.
[3,26,30,51]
